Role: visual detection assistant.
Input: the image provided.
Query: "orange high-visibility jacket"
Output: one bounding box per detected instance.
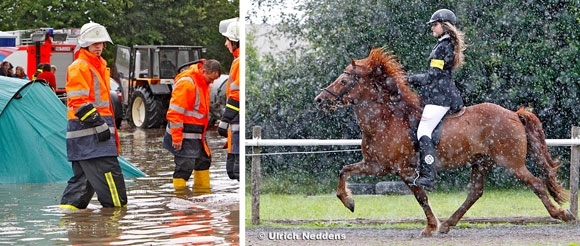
[226,49,240,107]
[65,48,119,161]
[225,49,240,154]
[165,63,211,157]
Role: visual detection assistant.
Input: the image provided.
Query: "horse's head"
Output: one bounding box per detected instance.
[315,48,418,113]
[315,59,383,111]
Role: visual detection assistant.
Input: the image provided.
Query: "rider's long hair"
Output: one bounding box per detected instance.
[442,22,466,70]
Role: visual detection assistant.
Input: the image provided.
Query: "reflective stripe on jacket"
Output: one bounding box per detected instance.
[65,48,118,161]
[163,64,211,158]
[226,49,240,154]
[225,49,240,124]
[226,49,240,106]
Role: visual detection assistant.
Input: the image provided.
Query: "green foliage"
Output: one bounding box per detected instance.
[457,0,580,177]
[246,0,580,193]
[0,0,238,72]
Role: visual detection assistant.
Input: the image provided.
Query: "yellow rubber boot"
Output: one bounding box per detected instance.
[59,204,79,211]
[192,170,211,194]
[173,178,187,190]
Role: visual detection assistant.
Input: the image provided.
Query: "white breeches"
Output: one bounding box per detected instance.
[417,104,450,139]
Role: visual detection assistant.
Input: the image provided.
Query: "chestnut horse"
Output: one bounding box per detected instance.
[314,47,576,236]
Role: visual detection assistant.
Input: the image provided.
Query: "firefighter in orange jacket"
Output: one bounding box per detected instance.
[60,22,127,209]
[163,59,222,191]
[218,18,240,181]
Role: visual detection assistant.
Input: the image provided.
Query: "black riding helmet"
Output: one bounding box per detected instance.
[427,9,457,25]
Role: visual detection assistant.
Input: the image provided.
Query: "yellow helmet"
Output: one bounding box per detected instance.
[78,22,113,48]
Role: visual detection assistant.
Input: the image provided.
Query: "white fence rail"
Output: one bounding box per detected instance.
[246,138,580,147]
[246,126,580,225]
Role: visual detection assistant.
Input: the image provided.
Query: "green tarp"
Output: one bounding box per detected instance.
[0,77,145,183]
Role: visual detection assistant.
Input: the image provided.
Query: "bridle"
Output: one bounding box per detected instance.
[321,70,388,108]
[321,71,361,103]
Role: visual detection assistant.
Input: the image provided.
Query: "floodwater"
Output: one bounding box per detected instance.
[0,128,240,245]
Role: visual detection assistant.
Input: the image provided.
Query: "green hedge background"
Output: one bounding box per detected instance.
[246,0,580,194]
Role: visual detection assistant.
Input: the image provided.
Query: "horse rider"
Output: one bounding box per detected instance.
[407,9,467,191]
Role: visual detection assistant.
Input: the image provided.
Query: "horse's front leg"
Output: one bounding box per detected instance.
[401,172,439,237]
[337,160,386,212]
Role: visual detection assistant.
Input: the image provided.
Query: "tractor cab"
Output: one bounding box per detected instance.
[113,45,205,128]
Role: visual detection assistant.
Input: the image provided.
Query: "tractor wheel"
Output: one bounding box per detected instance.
[128,87,166,129]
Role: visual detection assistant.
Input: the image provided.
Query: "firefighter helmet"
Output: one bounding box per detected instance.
[78,22,113,48]
[221,18,239,42]
[427,9,457,25]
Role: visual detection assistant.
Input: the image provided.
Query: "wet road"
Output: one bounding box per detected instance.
[0,128,240,245]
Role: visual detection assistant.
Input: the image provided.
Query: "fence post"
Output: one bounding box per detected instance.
[570,126,580,217]
[251,126,262,225]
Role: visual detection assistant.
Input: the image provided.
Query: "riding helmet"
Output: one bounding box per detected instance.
[427,9,457,25]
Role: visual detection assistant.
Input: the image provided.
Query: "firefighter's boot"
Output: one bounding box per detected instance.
[192,170,211,194]
[173,178,187,190]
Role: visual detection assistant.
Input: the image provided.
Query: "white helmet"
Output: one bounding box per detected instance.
[78,22,113,48]
[220,18,239,42]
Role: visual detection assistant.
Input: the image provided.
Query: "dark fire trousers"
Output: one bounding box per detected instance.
[173,149,211,180]
[60,156,127,209]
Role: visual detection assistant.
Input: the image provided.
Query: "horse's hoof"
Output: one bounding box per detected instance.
[345,199,355,212]
[564,210,578,224]
[420,229,433,237]
[337,194,355,212]
[439,223,450,234]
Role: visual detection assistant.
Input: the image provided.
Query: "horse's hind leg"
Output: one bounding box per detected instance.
[440,159,493,234]
[337,161,386,212]
[511,166,575,222]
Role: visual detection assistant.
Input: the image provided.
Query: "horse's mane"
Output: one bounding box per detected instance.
[362,47,422,116]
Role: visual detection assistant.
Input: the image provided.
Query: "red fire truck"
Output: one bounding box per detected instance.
[3,28,77,95]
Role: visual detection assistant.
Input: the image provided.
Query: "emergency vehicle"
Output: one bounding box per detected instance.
[1,28,226,129]
[2,28,77,95]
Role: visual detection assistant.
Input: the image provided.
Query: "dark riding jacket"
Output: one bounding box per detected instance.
[408,34,463,112]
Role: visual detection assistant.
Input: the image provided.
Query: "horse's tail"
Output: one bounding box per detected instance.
[517,106,569,205]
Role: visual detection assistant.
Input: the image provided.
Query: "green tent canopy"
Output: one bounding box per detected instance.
[0,77,146,183]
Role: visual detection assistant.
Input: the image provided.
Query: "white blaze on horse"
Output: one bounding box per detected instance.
[314,47,576,236]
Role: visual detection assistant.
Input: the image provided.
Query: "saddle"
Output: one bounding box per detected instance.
[409,106,466,149]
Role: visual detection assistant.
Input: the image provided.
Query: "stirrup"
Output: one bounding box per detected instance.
[407,169,434,191]
[407,169,420,186]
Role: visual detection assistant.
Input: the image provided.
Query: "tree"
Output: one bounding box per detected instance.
[0,0,239,72]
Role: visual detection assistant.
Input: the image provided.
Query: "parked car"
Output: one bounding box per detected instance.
[56,78,124,129]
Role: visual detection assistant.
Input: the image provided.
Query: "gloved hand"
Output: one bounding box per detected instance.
[95,122,111,142]
[75,103,110,142]
[75,103,105,127]
[217,121,228,137]
[407,74,426,86]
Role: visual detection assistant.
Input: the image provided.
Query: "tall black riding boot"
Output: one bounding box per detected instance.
[414,136,437,191]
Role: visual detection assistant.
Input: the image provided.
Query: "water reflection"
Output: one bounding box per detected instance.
[0,128,239,245]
